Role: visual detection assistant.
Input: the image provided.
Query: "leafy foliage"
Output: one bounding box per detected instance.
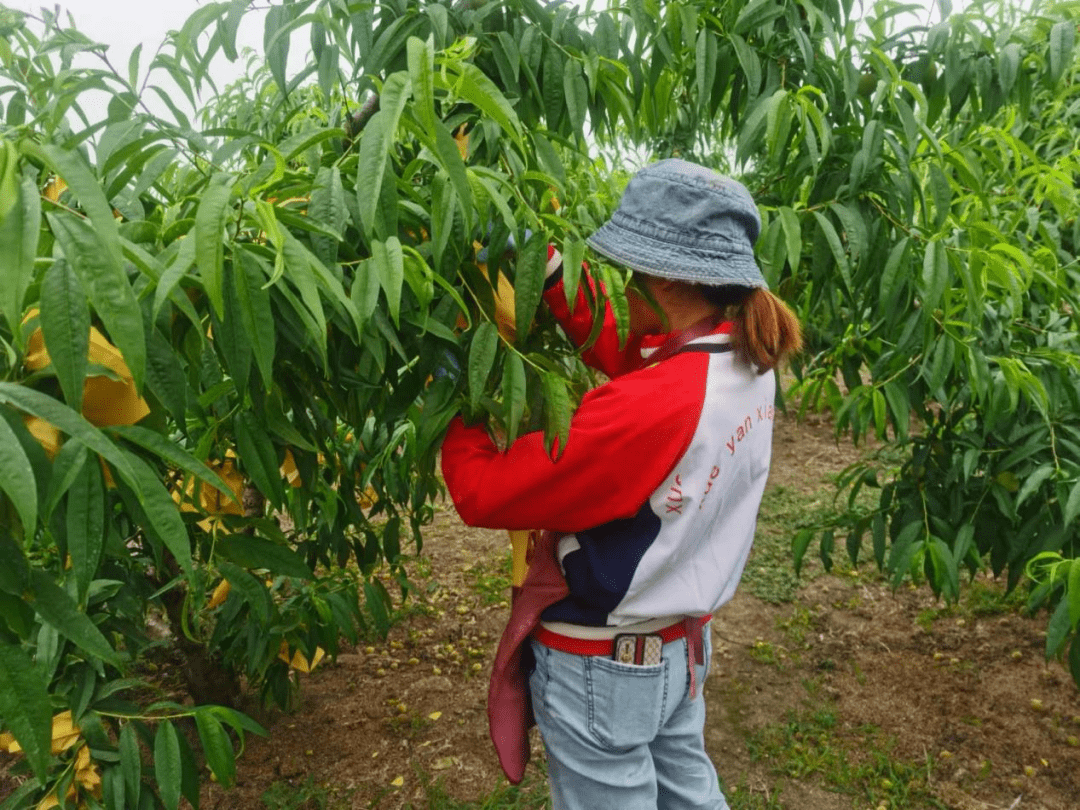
[0,0,1078,806]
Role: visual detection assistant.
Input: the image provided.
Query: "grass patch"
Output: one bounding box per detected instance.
[745,705,943,809]
[467,551,513,607]
[403,770,549,809]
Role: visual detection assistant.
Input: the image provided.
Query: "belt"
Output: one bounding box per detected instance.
[533,614,711,656]
[533,615,711,698]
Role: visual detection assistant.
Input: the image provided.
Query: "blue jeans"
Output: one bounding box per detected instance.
[528,626,728,810]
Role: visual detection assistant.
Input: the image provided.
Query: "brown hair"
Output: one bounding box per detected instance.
[700,286,803,373]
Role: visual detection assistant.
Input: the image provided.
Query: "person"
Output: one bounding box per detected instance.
[440,159,803,810]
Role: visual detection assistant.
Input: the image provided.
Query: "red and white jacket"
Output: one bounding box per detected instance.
[441,260,776,629]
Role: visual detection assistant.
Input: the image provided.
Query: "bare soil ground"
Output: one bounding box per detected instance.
[183,412,1078,808]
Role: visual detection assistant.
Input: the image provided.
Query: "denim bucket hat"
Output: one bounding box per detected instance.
[586,159,766,288]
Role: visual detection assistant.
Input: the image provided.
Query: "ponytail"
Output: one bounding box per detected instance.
[736,288,802,373]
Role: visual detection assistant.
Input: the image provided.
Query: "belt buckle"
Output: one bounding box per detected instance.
[612,633,663,665]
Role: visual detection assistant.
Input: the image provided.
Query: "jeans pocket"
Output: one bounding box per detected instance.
[584,655,668,750]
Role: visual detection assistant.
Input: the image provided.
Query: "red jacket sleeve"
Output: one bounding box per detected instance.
[543,271,646,379]
[440,353,708,532]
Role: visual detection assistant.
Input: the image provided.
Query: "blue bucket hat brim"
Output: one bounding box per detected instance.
[586,159,768,289]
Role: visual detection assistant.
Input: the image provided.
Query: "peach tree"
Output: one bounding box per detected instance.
[0,0,1078,807]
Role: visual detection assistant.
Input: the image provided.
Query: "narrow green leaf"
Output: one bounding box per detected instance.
[234,411,284,509]
[778,207,801,275]
[234,251,276,390]
[0,642,51,782]
[563,58,587,136]
[109,425,237,504]
[371,237,404,327]
[920,240,949,313]
[0,529,31,597]
[195,709,236,787]
[356,111,389,237]
[1064,479,1080,529]
[879,237,909,307]
[407,36,436,135]
[541,372,572,459]
[561,237,584,310]
[542,45,565,130]
[1066,561,1080,632]
[792,528,813,577]
[216,526,312,580]
[599,264,630,348]
[1016,464,1055,510]
[67,455,105,606]
[1048,21,1075,85]
[364,578,391,637]
[308,166,346,269]
[119,723,142,807]
[216,562,272,621]
[468,322,499,410]
[453,64,525,151]
[502,353,526,447]
[0,174,39,344]
[1046,597,1071,658]
[29,571,122,667]
[811,211,850,291]
[31,143,124,269]
[0,410,37,537]
[515,232,547,345]
[194,173,234,318]
[120,451,194,578]
[47,212,145,390]
[264,3,291,97]
[40,259,90,410]
[154,720,182,810]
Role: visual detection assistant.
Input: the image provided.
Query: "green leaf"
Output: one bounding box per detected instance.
[364,577,391,637]
[30,143,124,270]
[234,251,276,390]
[29,571,122,668]
[0,642,51,782]
[1048,20,1075,86]
[109,425,237,504]
[811,211,850,291]
[308,166,346,269]
[40,259,90,410]
[792,528,813,577]
[541,372,572,458]
[407,36,436,135]
[542,45,565,130]
[1016,464,1055,510]
[46,212,145,390]
[264,3,291,97]
[468,322,499,410]
[0,174,39,346]
[216,562,273,621]
[119,723,142,807]
[1046,596,1071,658]
[234,411,284,509]
[879,237,909,307]
[195,709,236,788]
[920,240,949,313]
[0,531,30,596]
[561,237,584,309]
[67,455,105,606]
[154,720,183,810]
[502,353,526,447]
[599,264,630,348]
[371,237,404,327]
[120,451,194,578]
[194,173,234,319]
[1064,479,1080,529]
[0,408,37,537]
[515,232,547,345]
[778,207,801,276]
[216,534,313,579]
[998,42,1021,96]
[1067,561,1080,633]
[563,59,588,136]
[453,62,525,152]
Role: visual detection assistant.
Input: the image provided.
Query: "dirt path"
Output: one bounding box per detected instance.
[207,411,1080,810]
